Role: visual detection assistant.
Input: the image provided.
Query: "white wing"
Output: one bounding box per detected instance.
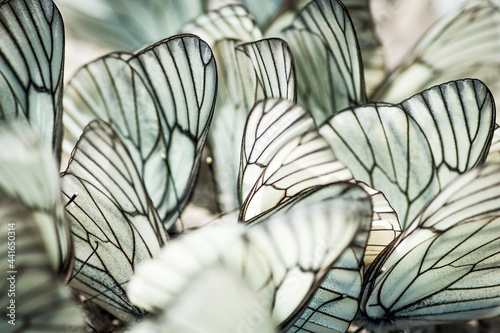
[321,79,495,229]
[371,0,500,120]
[358,163,500,331]
[61,120,168,321]
[239,98,353,221]
[0,0,64,160]
[63,34,217,231]
[128,182,372,329]
[206,38,296,212]
[56,0,206,51]
[0,122,72,277]
[0,202,85,333]
[281,0,366,124]
[129,265,277,333]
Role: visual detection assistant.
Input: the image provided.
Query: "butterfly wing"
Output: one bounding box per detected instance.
[358,163,500,330]
[64,34,217,230]
[371,0,500,120]
[128,182,372,329]
[0,122,72,277]
[320,79,495,229]
[486,127,500,163]
[0,0,64,160]
[239,98,353,221]
[128,265,277,333]
[281,0,366,124]
[61,120,168,321]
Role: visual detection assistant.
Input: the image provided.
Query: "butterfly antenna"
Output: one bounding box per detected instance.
[65,192,78,206]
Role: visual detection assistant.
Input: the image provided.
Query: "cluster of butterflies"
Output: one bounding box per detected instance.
[1,0,500,332]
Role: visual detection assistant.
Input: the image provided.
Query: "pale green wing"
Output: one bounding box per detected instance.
[128,182,371,329]
[371,0,500,120]
[281,0,366,124]
[64,34,217,231]
[239,98,353,221]
[129,265,277,333]
[0,203,85,333]
[207,38,296,212]
[56,0,205,51]
[61,121,168,321]
[321,79,495,229]
[182,4,263,46]
[0,122,72,278]
[358,164,500,330]
[0,0,64,161]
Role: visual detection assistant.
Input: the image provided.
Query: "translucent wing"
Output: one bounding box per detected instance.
[358,164,500,331]
[128,182,372,329]
[239,98,353,221]
[61,120,168,321]
[0,203,85,333]
[320,79,495,229]
[129,265,277,333]
[56,0,206,51]
[486,126,500,163]
[0,122,72,277]
[182,4,263,46]
[281,0,366,124]
[0,0,64,160]
[64,34,217,230]
[341,0,385,95]
[207,38,296,212]
[371,0,500,120]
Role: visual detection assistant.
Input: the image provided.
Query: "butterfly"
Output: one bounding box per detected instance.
[0,122,85,333]
[127,179,373,330]
[0,0,64,162]
[63,34,217,232]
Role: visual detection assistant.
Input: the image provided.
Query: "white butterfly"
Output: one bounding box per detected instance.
[63,34,217,231]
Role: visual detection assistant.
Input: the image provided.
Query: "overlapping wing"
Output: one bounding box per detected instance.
[61,120,168,321]
[128,182,372,329]
[0,0,64,160]
[64,34,217,230]
[239,98,353,221]
[371,0,500,120]
[358,164,500,330]
[281,0,366,124]
[320,79,495,229]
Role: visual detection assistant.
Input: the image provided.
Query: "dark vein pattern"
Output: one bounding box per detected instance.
[64,34,217,231]
[371,0,500,122]
[0,0,64,160]
[0,203,85,333]
[0,122,72,277]
[282,0,366,124]
[321,79,495,229]
[358,164,500,331]
[128,182,371,330]
[61,121,168,321]
[239,98,353,221]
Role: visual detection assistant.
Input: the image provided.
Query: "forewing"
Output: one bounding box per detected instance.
[281,0,366,124]
[359,164,500,329]
[61,120,168,321]
[0,0,64,160]
[239,98,353,221]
